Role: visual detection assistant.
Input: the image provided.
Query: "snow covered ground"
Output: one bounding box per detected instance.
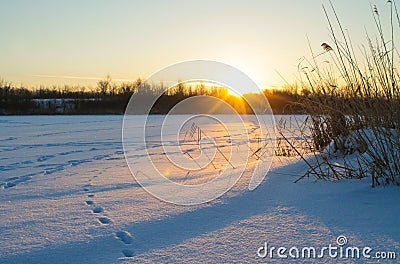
[0,115,399,263]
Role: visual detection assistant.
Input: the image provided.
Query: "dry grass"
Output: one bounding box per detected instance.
[286,0,400,186]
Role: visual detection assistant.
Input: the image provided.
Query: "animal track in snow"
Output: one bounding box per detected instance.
[116,231,133,244]
[1,175,34,190]
[92,207,103,214]
[98,217,111,225]
[122,249,134,257]
[37,155,55,162]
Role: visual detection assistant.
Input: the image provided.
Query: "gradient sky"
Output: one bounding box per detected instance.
[0,0,392,91]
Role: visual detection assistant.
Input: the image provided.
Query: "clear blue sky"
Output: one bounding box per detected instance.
[0,0,392,91]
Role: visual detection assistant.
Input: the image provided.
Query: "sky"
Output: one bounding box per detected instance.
[0,0,394,92]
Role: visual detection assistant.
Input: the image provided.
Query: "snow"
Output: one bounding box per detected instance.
[0,115,399,263]
[320,128,400,183]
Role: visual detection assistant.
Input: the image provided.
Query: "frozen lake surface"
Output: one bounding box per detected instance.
[0,115,399,263]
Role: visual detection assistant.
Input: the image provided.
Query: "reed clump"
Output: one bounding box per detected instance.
[290,0,400,186]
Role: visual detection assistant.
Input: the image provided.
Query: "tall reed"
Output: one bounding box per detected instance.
[292,0,400,186]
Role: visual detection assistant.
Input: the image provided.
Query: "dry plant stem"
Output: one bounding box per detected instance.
[291,1,400,186]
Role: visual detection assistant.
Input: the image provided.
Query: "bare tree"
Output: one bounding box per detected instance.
[97,75,112,95]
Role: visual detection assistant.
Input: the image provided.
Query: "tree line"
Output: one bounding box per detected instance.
[0,76,301,115]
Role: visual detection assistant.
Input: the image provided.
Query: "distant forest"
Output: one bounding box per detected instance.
[0,76,302,115]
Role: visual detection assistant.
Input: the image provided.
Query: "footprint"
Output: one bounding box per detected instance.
[85,200,94,205]
[2,175,33,189]
[37,155,55,162]
[5,182,17,188]
[98,217,111,225]
[122,249,134,257]
[116,231,133,244]
[92,207,103,214]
